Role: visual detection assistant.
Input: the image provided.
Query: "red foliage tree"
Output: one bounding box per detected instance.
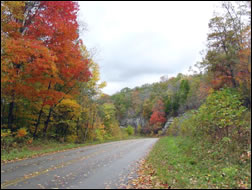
[25,1,91,136]
[149,99,166,134]
[1,1,91,136]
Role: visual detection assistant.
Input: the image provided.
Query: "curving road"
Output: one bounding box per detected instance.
[1,138,158,189]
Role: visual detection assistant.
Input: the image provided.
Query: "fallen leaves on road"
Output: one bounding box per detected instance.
[125,159,171,189]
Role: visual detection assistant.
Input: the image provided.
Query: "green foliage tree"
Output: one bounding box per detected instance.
[164,96,172,115]
[179,79,190,104]
[194,88,248,144]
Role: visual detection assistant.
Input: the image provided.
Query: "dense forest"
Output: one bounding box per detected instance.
[1,1,123,147]
[1,0,251,165]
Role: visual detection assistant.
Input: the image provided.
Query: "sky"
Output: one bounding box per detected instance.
[78,1,221,95]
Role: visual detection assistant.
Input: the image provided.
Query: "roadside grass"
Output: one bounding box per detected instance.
[146,136,251,189]
[1,135,143,163]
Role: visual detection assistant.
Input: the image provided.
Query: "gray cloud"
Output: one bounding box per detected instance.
[78,1,220,95]
[100,32,197,81]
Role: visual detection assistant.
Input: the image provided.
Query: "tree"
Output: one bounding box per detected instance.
[149,99,166,134]
[164,96,172,116]
[1,37,58,132]
[75,44,106,142]
[99,103,121,138]
[131,90,142,116]
[25,2,91,137]
[200,1,250,90]
[52,99,81,141]
[1,1,92,139]
[195,88,248,142]
[143,99,153,119]
[179,79,190,104]
[236,25,251,108]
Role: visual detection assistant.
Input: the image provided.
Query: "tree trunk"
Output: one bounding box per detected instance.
[33,108,43,138]
[1,99,5,126]
[43,107,53,138]
[76,118,80,138]
[37,81,51,138]
[8,101,15,131]
[79,124,85,142]
[63,125,68,141]
[227,63,237,88]
[83,122,89,142]
[91,108,96,133]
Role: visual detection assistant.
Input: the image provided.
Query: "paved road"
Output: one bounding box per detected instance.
[1,138,158,189]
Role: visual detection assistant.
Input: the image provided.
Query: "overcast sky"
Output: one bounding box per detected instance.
[78,1,221,95]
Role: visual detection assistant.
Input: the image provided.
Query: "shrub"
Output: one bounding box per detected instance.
[1,129,14,152]
[16,128,28,138]
[26,138,33,145]
[179,111,197,137]
[95,129,104,142]
[157,130,163,136]
[166,117,179,136]
[14,128,30,144]
[137,125,142,135]
[194,88,248,142]
[125,125,134,135]
[104,133,113,140]
[66,135,78,143]
[121,128,129,139]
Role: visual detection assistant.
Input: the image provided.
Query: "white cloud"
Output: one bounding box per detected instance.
[78,1,220,95]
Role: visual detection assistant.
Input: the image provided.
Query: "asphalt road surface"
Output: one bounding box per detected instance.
[1,138,158,189]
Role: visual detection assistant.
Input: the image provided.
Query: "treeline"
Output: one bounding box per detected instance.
[99,73,208,135]
[166,2,251,187]
[1,1,129,149]
[99,1,251,138]
[167,1,251,143]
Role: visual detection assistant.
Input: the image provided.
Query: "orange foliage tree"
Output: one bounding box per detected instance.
[1,2,91,138]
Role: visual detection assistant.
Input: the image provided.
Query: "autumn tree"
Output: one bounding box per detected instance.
[1,1,62,132]
[99,103,121,138]
[111,89,132,120]
[75,44,106,142]
[1,1,91,139]
[1,38,58,132]
[149,99,166,134]
[131,90,142,116]
[24,1,91,137]
[200,1,250,91]
[52,99,81,142]
[236,24,251,107]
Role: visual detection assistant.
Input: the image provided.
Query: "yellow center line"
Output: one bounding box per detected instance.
[1,141,135,189]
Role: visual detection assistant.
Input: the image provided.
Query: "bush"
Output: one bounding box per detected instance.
[66,135,78,143]
[157,130,163,136]
[95,129,104,142]
[1,129,14,152]
[173,88,251,157]
[125,125,134,136]
[166,117,179,136]
[194,88,248,144]
[16,128,28,138]
[137,125,142,135]
[167,88,251,162]
[179,111,197,137]
[104,133,113,140]
[121,128,129,139]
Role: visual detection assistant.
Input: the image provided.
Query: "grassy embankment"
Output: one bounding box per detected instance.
[145,136,251,189]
